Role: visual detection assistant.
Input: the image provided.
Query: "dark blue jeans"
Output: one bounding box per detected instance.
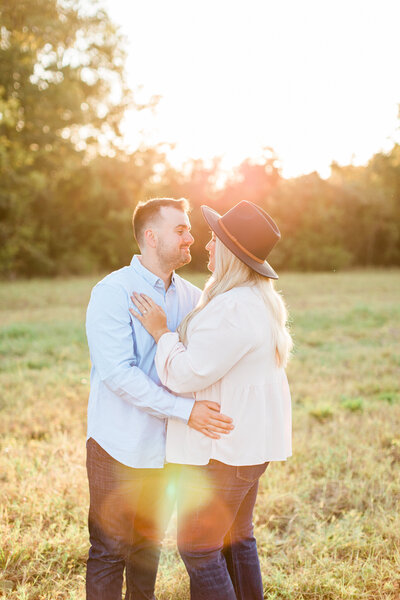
[177,460,269,600]
[86,438,175,600]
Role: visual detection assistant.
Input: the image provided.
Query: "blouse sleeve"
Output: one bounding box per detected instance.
[155,299,259,394]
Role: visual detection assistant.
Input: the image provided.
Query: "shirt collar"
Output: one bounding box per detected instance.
[130,255,176,290]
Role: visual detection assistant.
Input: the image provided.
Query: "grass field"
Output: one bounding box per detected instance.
[1,270,400,599]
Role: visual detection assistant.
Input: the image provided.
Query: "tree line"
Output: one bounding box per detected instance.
[1,0,399,278]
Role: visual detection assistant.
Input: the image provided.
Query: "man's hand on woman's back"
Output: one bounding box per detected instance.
[188,401,234,439]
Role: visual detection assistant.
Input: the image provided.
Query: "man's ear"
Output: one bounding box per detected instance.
[143,228,157,249]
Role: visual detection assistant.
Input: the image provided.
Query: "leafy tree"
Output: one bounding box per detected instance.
[0,0,130,275]
[219,148,281,211]
[1,0,400,276]
[45,147,170,274]
[330,157,400,266]
[268,172,353,271]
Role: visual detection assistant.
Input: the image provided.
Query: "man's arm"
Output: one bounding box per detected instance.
[86,282,233,437]
[86,282,193,421]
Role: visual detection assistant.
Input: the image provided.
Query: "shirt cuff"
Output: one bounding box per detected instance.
[157,330,180,352]
[170,394,195,423]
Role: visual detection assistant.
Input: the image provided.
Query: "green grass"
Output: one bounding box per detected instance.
[1,269,400,599]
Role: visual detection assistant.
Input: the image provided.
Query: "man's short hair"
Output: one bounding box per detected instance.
[132,197,190,246]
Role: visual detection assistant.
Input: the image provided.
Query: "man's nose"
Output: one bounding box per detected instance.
[185,232,194,245]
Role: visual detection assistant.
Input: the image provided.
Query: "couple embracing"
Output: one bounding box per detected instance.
[85,197,292,600]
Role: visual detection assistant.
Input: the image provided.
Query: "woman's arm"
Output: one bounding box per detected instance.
[130,291,259,393]
[154,319,254,394]
[129,292,236,433]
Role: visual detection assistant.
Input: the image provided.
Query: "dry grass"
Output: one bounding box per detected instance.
[0,270,399,599]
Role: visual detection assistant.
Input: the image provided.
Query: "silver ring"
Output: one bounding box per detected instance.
[143,310,147,314]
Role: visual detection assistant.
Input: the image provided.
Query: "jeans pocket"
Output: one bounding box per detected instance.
[236,462,269,483]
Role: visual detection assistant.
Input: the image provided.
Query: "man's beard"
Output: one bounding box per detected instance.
[156,242,192,271]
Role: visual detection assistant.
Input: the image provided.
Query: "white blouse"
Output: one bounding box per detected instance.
[155,285,292,466]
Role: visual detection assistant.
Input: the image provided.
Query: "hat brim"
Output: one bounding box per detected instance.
[201,205,279,279]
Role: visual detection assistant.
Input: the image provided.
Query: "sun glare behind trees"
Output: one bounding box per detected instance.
[1,0,400,278]
[104,0,400,179]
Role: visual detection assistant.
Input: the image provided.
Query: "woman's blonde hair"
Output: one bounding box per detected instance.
[179,238,293,367]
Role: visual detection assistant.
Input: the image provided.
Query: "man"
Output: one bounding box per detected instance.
[85,197,233,600]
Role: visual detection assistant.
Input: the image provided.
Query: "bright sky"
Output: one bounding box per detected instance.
[103,0,400,178]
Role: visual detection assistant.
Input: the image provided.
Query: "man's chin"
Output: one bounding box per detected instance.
[175,253,192,269]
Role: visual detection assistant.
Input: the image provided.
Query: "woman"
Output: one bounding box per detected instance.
[130,200,292,600]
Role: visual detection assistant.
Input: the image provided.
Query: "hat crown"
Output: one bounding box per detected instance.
[219,201,280,262]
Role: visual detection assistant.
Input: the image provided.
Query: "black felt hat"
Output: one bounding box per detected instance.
[201,201,280,279]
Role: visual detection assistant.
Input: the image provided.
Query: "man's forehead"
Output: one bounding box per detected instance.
[159,206,191,227]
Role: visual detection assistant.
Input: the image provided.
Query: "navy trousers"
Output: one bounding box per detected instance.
[177,460,269,600]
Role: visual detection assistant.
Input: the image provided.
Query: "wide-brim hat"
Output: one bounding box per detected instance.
[201,200,280,279]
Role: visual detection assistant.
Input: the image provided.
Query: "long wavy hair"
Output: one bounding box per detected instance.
[179,238,293,367]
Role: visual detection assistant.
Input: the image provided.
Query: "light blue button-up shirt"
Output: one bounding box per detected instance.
[86,255,201,468]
